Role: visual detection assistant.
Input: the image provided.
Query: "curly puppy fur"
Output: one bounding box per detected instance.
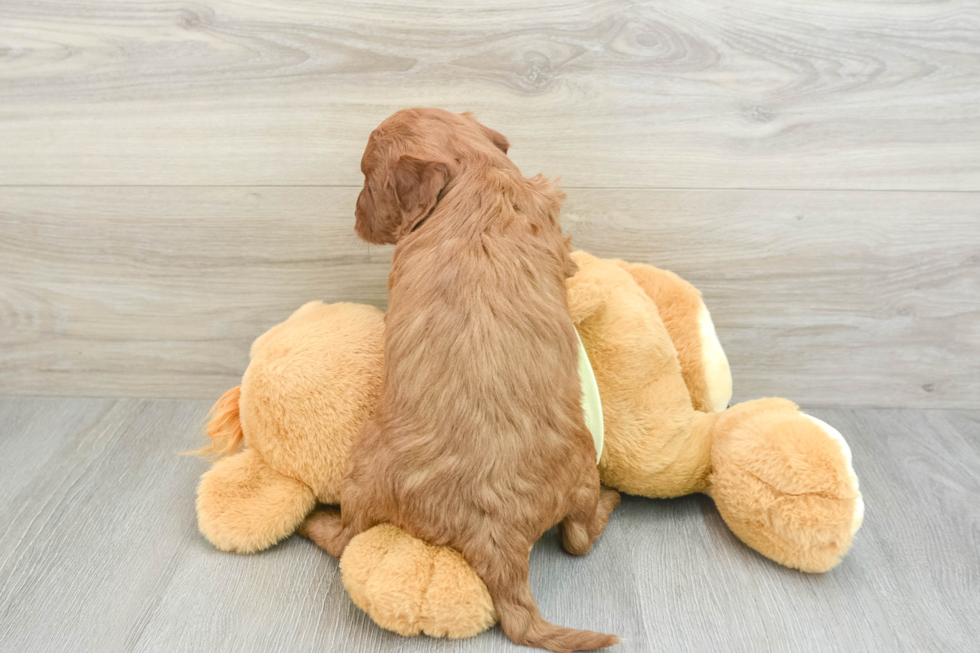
[301,108,620,652]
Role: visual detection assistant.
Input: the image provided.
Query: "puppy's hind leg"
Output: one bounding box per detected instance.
[299,478,382,558]
[299,508,346,557]
[561,476,621,557]
[300,504,383,558]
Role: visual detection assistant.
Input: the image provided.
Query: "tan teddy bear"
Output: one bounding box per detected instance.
[194,251,863,639]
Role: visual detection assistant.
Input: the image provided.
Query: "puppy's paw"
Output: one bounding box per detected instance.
[298,508,344,554]
[598,486,621,516]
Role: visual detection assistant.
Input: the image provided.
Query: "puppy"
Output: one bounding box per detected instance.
[301,108,620,652]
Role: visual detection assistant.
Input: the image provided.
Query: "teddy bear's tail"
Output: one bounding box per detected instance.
[186,386,244,459]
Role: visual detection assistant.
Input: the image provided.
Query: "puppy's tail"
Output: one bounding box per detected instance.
[478,545,618,652]
[185,386,243,459]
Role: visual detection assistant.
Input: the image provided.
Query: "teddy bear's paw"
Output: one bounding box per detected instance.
[765,415,865,571]
[709,400,864,573]
[800,414,865,540]
[763,491,861,572]
[196,448,316,553]
[339,524,496,639]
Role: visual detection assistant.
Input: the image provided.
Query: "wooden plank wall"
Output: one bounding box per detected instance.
[1,0,978,407]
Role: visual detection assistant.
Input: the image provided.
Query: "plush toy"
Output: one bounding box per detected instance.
[194,251,864,639]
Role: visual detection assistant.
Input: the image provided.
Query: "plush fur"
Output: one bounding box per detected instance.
[193,251,863,639]
[340,523,497,639]
[616,261,719,413]
[310,108,617,652]
[194,301,384,552]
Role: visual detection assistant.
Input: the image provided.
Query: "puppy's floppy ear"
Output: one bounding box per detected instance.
[481,125,510,154]
[392,155,449,238]
[462,112,510,154]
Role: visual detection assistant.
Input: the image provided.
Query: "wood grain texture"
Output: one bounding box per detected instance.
[2,186,977,407]
[1,397,978,652]
[1,0,979,188]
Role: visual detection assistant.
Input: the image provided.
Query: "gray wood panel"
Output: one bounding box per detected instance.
[1,397,978,651]
[2,186,977,407]
[1,0,978,189]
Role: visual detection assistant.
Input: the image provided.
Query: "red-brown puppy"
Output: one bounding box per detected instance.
[301,108,620,652]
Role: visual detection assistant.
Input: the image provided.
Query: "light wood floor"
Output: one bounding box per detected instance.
[1,396,977,652]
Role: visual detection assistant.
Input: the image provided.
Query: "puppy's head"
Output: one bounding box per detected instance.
[354,108,511,244]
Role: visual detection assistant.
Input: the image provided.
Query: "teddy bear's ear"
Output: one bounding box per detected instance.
[566,251,606,325]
